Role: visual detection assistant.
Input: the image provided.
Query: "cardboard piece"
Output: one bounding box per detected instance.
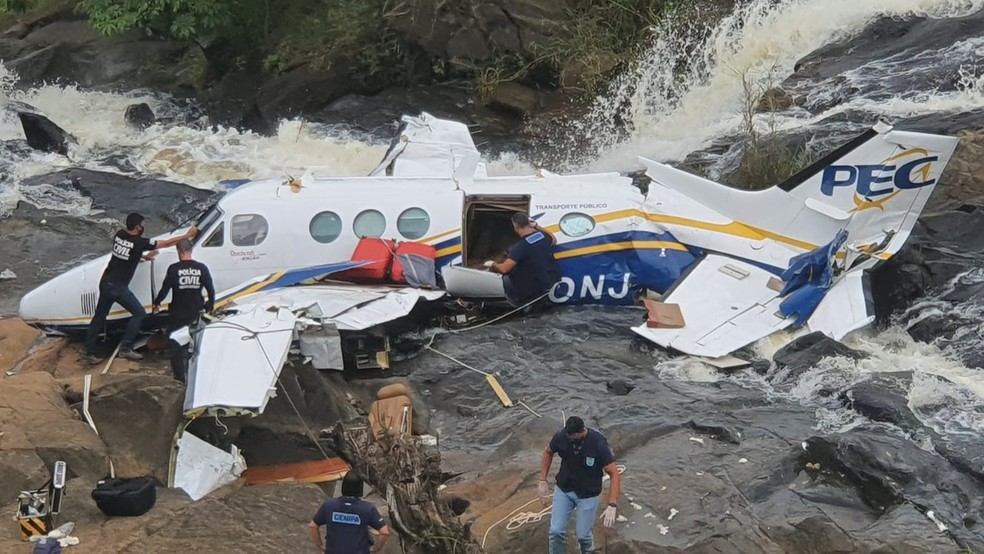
[644,300,685,329]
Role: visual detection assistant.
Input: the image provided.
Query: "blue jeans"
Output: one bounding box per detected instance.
[549,487,599,554]
[84,281,146,355]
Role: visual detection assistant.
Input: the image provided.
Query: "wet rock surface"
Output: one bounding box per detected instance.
[19,110,73,154]
[396,307,984,552]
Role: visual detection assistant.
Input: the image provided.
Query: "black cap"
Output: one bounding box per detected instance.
[565,416,585,435]
[125,212,144,230]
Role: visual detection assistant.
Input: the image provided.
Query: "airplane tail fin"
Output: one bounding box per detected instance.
[641,119,959,260]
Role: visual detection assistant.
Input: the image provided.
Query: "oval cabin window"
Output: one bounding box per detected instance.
[353,209,386,238]
[559,212,595,238]
[310,211,343,244]
[397,207,430,240]
[230,214,269,246]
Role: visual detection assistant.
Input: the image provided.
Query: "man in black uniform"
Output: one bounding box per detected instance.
[152,239,215,383]
[309,472,391,554]
[486,212,561,307]
[82,213,197,364]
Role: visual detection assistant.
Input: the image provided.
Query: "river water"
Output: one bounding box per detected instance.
[4,0,984,551]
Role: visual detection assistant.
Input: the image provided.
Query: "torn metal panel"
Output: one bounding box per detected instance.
[172,431,246,501]
[440,266,506,298]
[807,270,875,341]
[184,307,296,414]
[229,284,445,331]
[298,323,344,370]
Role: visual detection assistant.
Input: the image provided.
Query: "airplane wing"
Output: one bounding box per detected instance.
[186,283,445,415]
[228,283,446,331]
[631,255,794,358]
[631,254,876,359]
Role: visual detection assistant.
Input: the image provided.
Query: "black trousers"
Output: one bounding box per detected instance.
[166,311,198,383]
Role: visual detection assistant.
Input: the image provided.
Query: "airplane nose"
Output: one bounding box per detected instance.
[18,285,46,323]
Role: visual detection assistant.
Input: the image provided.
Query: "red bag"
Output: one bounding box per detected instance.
[391,242,437,283]
[342,238,396,281]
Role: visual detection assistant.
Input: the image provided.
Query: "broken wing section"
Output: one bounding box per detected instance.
[631,255,794,358]
[632,254,877,358]
[806,269,874,341]
[184,307,296,415]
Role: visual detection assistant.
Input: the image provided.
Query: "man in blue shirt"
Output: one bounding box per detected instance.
[309,472,391,554]
[487,212,560,307]
[539,416,621,554]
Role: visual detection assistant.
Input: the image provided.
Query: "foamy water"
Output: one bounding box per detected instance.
[566,0,984,172]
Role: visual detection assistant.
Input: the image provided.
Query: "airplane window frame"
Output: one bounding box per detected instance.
[559,212,596,238]
[309,211,344,244]
[396,207,431,240]
[353,209,387,238]
[202,222,225,247]
[230,214,270,247]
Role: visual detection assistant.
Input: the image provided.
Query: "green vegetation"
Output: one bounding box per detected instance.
[727,66,817,190]
[478,0,676,99]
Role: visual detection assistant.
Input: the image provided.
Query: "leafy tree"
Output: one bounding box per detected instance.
[78,0,236,41]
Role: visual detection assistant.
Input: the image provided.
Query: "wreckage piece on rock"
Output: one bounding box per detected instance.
[369,383,414,438]
[328,423,479,554]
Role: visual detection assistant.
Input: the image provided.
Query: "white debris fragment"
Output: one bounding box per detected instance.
[668,508,679,521]
[616,515,628,522]
[802,441,808,451]
[631,502,643,510]
[695,471,704,476]
[644,512,656,519]
[660,486,667,491]
[0,269,15,280]
[40,219,46,225]
[689,437,704,445]
[926,510,948,532]
[739,458,748,464]
[658,524,669,535]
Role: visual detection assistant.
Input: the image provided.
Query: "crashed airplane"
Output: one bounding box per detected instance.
[18,113,958,363]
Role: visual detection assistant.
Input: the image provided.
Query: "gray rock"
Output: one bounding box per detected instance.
[124,103,156,130]
[18,112,72,155]
[773,331,866,382]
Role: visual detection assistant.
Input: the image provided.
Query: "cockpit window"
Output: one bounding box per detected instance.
[231,214,269,246]
[188,203,223,245]
[203,222,224,247]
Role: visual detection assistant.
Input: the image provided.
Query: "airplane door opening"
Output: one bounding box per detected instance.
[461,195,530,267]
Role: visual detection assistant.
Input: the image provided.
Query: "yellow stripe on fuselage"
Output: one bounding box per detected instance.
[555,241,689,260]
[435,245,463,258]
[422,228,461,244]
